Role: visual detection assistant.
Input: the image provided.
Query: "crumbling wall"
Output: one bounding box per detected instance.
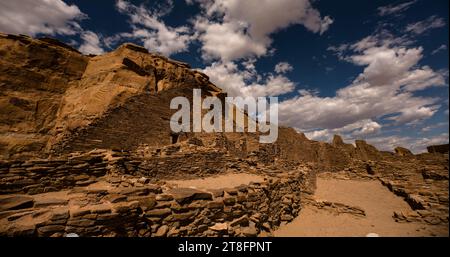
[118,151,235,180]
[0,151,109,194]
[0,167,312,237]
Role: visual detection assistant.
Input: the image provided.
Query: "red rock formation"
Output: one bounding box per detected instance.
[394,146,413,156]
[0,33,438,171]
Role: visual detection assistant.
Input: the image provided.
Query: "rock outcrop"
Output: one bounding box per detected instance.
[3,33,429,168]
[427,144,449,154]
[0,34,88,158]
[394,147,413,157]
[0,34,448,237]
[0,33,401,169]
[0,33,223,158]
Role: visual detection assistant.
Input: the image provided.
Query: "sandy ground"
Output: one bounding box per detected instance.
[165,173,265,190]
[274,178,446,237]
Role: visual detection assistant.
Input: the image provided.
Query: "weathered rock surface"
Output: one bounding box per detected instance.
[0,195,34,212]
[394,147,413,157]
[427,144,449,154]
[0,34,448,237]
[1,33,429,173]
[0,33,221,158]
[0,165,311,237]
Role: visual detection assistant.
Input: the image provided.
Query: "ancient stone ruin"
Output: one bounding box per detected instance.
[0,33,448,237]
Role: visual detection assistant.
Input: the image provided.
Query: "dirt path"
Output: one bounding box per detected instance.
[165,173,265,190]
[274,177,443,237]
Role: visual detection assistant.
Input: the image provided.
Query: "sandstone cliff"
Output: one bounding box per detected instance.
[0,33,223,158]
[0,34,448,238]
[0,33,432,168]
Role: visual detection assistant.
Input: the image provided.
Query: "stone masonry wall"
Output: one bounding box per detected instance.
[110,149,253,181]
[0,168,310,237]
[0,147,274,195]
[0,151,109,195]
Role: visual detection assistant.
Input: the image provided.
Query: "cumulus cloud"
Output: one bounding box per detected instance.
[242,75,296,97]
[194,18,267,61]
[304,129,331,141]
[277,30,448,142]
[0,0,106,54]
[305,119,382,142]
[377,0,417,16]
[78,31,104,55]
[405,15,446,35]
[0,0,86,36]
[275,62,293,74]
[202,61,295,97]
[112,0,193,56]
[191,0,333,61]
[352,120,382,136]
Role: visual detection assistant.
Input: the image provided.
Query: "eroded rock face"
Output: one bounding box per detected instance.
[0,34,221,158]
[0,195,34,212]
[395,147,413,156]
[0,33,89,158]
[1,34,433,171]
[0,34,448,237]
[427,144,449,154]
[354,140,382,161]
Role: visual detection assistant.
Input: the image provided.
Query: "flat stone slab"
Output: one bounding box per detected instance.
[0,195,34,212]
[167,188,212,204]
[34,198,68,208]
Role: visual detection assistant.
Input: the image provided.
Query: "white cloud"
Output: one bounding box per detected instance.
[191,0,333,61]
[305,129,330,141]
[0,0,86,36]
[78,31,104,55]
[242,75,295,97]
[327,43,350,60]
[113,0,193,56]
[275,62,293,74]
[335,31,447,92]
[194,19,267,61]
[431,44,447,55]
[328,30,415,60]
[405,15,446,35]
[305,119,382,142]
[202,61,248,97]
[387,105,440,125]
[201,61,295,97]
[277,31,447,143]
[212,0,334,37]
[367,133,449,153]
[377,0,417,16]
[306,126,449,154]
[421,122,449,132]
[349,46,424,87]
[0,0,106,55]
[352,120,382,136]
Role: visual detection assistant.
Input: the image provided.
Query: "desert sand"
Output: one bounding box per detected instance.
[274,177,448,237]
[166,173,265,190]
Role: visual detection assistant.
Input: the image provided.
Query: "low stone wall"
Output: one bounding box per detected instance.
[0,151,109,195]
[0,169,310,237]
[0,148,284,195]
[111,150,251,180]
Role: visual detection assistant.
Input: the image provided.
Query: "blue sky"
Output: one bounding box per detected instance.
[0,0,448,152]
